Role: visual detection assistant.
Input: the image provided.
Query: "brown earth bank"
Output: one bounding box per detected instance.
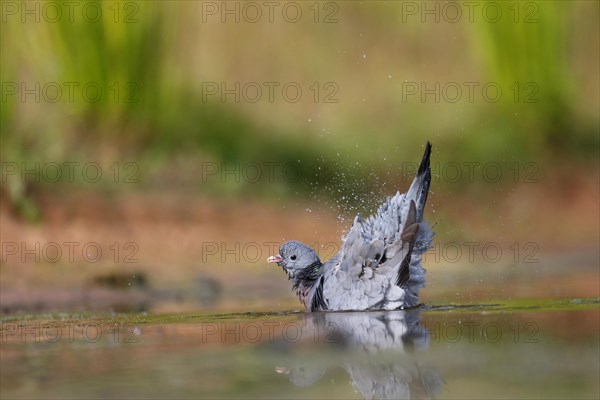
[1,168,598,315]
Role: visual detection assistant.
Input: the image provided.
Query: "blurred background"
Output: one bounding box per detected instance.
[1,0,598,314]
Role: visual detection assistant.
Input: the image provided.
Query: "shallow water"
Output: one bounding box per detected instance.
[1,299,598,399]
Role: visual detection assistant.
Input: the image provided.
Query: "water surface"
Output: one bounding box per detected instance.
[1,299,598,399]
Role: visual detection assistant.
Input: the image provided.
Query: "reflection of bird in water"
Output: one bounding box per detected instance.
[275,365,327,388]
[276,309,444,399]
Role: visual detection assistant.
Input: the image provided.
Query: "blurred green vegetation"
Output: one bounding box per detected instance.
[469,1,596,154]
[1,1,598,220]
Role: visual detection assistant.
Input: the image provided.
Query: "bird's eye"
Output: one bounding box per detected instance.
[290,255,297,260]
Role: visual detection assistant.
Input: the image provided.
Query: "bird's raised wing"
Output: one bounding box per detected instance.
[323,143,432,310]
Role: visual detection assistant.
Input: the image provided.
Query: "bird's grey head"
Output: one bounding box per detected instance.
[267,241,321,277]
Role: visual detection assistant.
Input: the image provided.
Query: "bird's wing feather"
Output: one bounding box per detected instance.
[323,143,432,310]
[323,199,416,310]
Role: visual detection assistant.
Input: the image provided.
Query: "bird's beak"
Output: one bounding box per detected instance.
[275,366,291,374]
[267,255,283,264]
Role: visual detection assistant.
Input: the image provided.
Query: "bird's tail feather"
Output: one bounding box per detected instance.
[407,142,432,222]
